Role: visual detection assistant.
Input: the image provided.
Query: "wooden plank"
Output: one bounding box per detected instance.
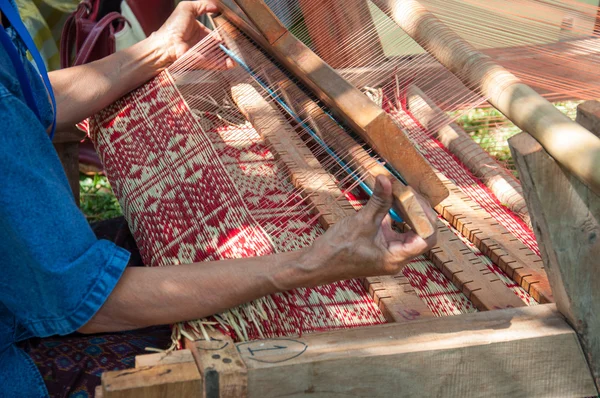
[185,334,248,398]
[219,18,526,312]
[235,304,595,397]
[434,173,552,304]
[362,273,434,321]
[297,0,384,68]
[219,0,449,209]
[135,349,195,369]
[509,132,600,391]
[576,100,600,138]
[100,362,202,398]
[426,221,525,310]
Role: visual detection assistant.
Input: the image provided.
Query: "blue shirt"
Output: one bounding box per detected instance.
[0,3,130,396]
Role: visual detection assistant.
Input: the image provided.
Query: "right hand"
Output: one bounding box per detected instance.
[297,176,437,287]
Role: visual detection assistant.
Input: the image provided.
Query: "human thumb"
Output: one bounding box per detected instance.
[362,175,394,226]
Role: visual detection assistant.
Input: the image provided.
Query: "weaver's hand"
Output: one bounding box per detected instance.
[152,1,234,69]
[297,176,437,287]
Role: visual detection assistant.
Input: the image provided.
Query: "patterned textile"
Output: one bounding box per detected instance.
[87,64,536,341]
[19,326,172,398]
[89,72,388,341]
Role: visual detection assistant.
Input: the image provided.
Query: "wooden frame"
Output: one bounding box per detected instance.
[94,1,600,395]
[95,104,600,396]
[98,305,596,397]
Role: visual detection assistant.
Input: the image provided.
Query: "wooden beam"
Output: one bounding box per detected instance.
[237,304,594,397]
[372,0,600,198]
[435,173,552,304]
[225,76,434,321]
[509,132,600,391]
[101,305,596,397]
[219,0,449,210]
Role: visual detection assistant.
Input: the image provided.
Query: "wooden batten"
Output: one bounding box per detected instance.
[510,132,600,391]
[218,0,449,209]
[434,173,552,304]
[372,0,600,198]
[100,305,596,397]
[224,75,435,322]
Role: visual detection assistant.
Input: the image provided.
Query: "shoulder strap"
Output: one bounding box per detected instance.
[0,25,40,119]
[0,0,57,139]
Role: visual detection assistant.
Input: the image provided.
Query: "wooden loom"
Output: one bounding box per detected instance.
[89,0,600,396]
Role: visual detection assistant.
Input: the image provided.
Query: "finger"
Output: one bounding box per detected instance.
[188,0,220,16]
[361,175,393,226]
[389,231,431,259]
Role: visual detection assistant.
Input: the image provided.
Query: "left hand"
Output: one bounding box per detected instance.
[152,1,234,69]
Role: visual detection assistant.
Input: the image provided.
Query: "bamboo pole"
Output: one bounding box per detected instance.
[372,0,600,197]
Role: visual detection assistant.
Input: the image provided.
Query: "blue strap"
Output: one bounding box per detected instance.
[0,24,40,119]
[0,0,57,139]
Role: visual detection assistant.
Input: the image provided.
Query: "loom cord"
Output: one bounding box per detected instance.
[220,43,404,222]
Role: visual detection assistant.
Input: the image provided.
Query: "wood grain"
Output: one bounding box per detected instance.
[239,304,596,397]
[135,350,195,369]
[510,132,600,391]
[185,333,248,398]
[100,362,202,398]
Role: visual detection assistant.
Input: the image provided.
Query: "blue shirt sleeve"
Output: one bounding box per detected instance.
[0,85,130,339]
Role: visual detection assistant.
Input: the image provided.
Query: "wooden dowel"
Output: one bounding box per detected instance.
[372,0,600,197]
[406,85,530,225]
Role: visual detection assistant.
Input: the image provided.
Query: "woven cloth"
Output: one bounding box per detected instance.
[90,72,388,340]
[89,68,536,340]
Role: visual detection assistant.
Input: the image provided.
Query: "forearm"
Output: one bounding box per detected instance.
[79,249,313,334]
[50,35,168,131]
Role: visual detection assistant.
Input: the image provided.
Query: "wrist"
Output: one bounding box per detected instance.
[144,32,177,72]
[268,248,322,291]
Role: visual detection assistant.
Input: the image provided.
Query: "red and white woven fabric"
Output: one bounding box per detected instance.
[88,68,535,340]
